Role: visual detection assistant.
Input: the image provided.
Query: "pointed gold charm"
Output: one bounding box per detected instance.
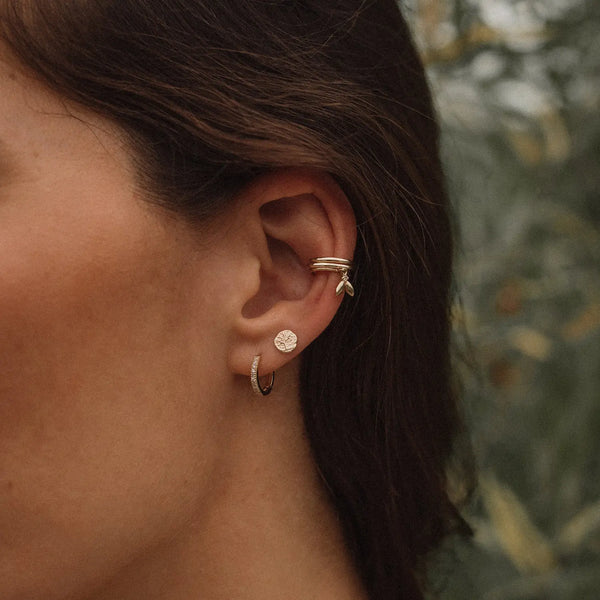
[335,271,354,296]
[344,280,355,297]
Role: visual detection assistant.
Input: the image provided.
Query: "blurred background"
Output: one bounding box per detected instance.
[402,1,600,598]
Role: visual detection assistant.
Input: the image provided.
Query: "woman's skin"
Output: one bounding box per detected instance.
[0,45,364,600]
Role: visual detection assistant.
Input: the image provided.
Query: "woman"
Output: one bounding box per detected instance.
[0,1,469,599]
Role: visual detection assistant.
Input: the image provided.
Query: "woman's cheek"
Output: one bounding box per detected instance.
[0,191,217,600]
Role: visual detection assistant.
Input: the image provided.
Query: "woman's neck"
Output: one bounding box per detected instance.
[88,363,368,600]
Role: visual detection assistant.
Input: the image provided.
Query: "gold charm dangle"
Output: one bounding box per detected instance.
[335,270,354,297]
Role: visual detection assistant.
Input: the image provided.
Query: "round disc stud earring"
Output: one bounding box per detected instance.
[273,330,298,353]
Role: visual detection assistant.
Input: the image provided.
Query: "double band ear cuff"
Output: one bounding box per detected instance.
[250,355,274,396]
[308,257,354,297]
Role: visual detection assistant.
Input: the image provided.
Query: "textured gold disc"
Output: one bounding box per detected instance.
[273,330,298,353]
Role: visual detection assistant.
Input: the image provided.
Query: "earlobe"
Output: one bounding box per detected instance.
[226,168,356,390]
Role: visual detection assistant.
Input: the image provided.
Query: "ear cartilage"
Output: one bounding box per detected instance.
[274,330,298,353]
[308,257,354,297]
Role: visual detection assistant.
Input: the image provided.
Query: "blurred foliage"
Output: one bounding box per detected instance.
[401,0,600,598]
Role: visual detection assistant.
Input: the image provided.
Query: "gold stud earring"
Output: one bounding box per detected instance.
[308,257,355,297]
[274,330,298,353]
[250,355,274,396]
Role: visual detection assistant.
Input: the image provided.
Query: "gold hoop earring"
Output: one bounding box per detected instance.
[250,355,275,396]
[308,257,355,297]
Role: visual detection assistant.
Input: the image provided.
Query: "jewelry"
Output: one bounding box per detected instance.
[274,330,297,353]
[250,355,274,396]
[308,257,355,297]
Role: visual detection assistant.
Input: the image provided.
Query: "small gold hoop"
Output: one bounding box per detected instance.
[250,355,274,396]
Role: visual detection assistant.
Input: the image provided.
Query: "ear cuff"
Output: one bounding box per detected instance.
[308,257,354,296]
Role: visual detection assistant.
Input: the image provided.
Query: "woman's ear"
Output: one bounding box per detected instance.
[226,168,356,384]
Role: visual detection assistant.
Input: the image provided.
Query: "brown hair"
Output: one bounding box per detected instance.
[0,1,471,597]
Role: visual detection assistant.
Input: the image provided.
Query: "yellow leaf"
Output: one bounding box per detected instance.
[562,303,600,341]
[540,110,572,162]
[508,326,552,360]
[506,129,544,165]
[481,473,557,574]
[557,500,600,553]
